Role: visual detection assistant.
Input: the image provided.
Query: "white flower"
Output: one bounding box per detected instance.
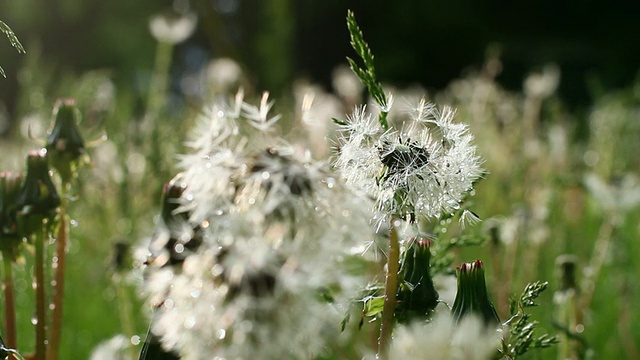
[141,94,375,359]
[388,312,500,360]
[207,58,243,94]
[335,99,484,222]
[584,172,640,217]
[149,11,197,44]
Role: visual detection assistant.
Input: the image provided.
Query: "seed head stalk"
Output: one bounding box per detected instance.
[377,221,400,360]
[46,189,69,360]
[3,258,17,349]
[34,222,48,360]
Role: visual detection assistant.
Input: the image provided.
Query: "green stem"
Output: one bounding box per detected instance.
[377,222,400,359]
[114,274,136,360]
[3,257,17,349]
[34,223,47,360]
[147,41,173,119]
[579,213,615,324]
[47,203,68,360]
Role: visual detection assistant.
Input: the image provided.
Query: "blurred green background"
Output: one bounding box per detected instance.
[1,0,640,358]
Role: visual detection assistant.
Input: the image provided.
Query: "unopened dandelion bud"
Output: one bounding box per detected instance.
[46,99,88,183]
[556,254,578,291]
[0,172,21,237]
[15,149,60,238]
[395,237,439,322]
[452,260,500,325]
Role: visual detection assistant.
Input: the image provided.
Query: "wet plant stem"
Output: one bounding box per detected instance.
[377,222,400,360]
[47,196,68,360]
[3,258,17,349]
[34,223,47,360]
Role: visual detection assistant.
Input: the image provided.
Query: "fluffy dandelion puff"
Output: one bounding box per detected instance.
[141,94,375,359]
[388,312,500,360]
[335,99,484,222]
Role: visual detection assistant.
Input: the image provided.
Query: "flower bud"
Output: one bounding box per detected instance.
[395,237,439,322]
[452,260,500,325]
[46,99,88,184]
[15,149,60,238]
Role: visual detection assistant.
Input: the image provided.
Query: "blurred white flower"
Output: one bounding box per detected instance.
[389,312,500,360]
[207,57,243,94]
[335,99,484,223]
[149,11,197,44]
[141,93,375,359]
[584,173,640,217]
[332,64,364,105]
[524,64,560,99]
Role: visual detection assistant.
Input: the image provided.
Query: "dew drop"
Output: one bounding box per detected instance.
[70,219,79,227]
[164,299,175,309]
[184,316,196,329]
[131,335,141,346]
[31,317,38,325]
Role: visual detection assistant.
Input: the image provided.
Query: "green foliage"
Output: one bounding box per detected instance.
[346,10,389,130]
[0,20,25,78]
[500,282,558,359]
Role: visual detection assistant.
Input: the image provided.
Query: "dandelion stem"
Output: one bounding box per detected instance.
[34,223,48,360]
[377,222,400,359]
[114,274,137,360]
[47,200,68,360]
[3,257,17,349]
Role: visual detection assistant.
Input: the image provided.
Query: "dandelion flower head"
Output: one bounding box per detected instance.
[141,92,375,359]
[335,99,485,223]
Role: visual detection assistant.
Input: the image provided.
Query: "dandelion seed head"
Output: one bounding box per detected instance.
[141,93,376,359]
[335,99,484,223]
[387,312,500,360]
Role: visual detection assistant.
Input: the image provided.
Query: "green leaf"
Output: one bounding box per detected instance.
[0,20,25,79]
[0,20,25,54]
[332,117,348,126]
[346,10,389,130]
[363,296,385,317]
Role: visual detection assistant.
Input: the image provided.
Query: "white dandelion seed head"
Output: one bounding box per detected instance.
[335,99,485,223]
[149,11,197,44]
[140,94,376,359]
[388,312,500,360]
